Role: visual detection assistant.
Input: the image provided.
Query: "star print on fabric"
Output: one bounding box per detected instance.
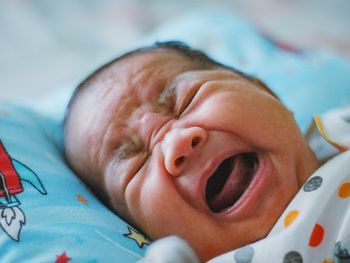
[76,194,88,205]
[55,252,71,263]
[123,226,151,248]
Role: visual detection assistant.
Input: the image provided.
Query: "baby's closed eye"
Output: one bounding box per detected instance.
[157,81,202,119]
[176,84,201,117]
[117,134,145,160]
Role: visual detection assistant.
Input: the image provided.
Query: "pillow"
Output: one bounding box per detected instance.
[0,103,148,262]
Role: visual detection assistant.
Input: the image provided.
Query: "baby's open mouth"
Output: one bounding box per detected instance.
[205,152,259,213]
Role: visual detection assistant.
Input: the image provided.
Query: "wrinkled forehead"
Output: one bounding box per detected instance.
[75,49,208,123]
[88,49,209,102]
[65,50,211,172]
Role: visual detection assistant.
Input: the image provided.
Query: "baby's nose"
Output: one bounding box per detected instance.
[162,127,207,176]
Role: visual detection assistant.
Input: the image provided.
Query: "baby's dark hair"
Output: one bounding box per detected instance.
[64,41,254,127]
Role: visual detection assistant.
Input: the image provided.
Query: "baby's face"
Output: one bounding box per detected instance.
[65,50,319,261]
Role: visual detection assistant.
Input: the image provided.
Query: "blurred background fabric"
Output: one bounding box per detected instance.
[0,0,349,101]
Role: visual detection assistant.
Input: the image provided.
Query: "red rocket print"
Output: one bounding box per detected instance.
[0,140,47,241]
[0,141,23,199]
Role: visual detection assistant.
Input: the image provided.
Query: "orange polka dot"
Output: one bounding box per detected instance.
[338,183,350,198]
[284,210,299,228]
[309,223,324,247]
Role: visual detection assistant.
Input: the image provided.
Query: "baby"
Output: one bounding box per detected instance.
[64,41,327,261]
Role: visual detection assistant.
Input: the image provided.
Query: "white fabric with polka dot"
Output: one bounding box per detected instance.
[209,106,350,263]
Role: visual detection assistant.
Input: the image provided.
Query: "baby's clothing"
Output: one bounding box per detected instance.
[139,236,200,263]
[141,106,350,263]
[211,152,350,262]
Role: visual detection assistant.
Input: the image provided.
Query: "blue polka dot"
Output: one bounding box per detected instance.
[333,241,350,259]
[283,251,303,263]
[303,176,322,192]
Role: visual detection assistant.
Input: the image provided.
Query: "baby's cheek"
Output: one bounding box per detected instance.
[126,162,170,232]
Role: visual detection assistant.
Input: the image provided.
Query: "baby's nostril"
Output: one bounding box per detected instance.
[175,156,185,167]
[191,136,201,148]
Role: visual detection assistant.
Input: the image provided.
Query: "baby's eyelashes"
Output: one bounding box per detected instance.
[114,134,151,179]
[176,83,202,118]
[177,90,196,117]
[116,134,145,160]
[157,84,201,119]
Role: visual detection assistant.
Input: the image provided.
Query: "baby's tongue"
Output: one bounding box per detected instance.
[209,154,250,212]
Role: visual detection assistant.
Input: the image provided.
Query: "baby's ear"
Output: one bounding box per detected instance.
[250,77,279,99]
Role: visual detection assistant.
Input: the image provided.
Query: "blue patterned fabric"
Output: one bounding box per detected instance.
[1,10,349,262]
[0,103,148,262]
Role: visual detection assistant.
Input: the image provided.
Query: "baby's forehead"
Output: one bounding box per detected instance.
[70,49,223,129]
[70,50,199,123]
[94,48,219,84]
[82,50,212,104]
